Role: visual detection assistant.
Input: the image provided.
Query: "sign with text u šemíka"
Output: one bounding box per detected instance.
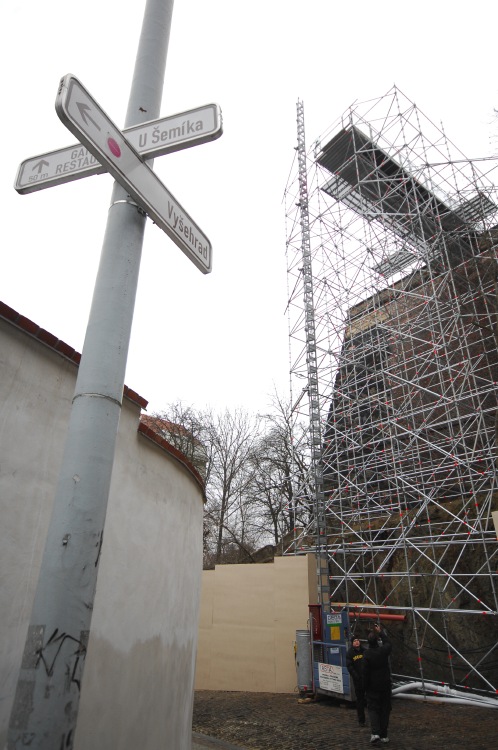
[15,104,222,194]
[55,74,212,274]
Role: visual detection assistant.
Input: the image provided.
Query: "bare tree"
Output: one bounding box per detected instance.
[147,403,261,567]
[142,402,210,479]
[248,394,311,547]
[148,397,311,566]
[204,408,260,565]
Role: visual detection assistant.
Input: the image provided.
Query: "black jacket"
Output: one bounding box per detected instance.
[363,631,392,693]
[346,644,365,685]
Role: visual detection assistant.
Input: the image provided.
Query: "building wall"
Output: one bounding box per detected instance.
[0,315,204,750]
[195,555,313,693]
[326,255,498,507]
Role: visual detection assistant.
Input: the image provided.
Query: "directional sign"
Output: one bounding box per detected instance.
[15,104,222,194]
[55,74,212,274]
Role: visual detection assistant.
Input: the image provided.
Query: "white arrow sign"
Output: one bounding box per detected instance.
[55,74,212,274]
[15,104,222,194]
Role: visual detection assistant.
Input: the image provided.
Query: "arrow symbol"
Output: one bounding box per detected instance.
[32,159,49,174]
[76,102,101,131]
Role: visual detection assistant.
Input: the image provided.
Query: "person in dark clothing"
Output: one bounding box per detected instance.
[363,624,392,745]
[346,636,366,726]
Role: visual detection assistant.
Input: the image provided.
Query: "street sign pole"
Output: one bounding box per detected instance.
[7,1,175,748]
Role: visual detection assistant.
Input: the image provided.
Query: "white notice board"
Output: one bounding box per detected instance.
[318,662,344,694]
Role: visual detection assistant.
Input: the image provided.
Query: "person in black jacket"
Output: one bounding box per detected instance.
[346,636,366,726]
[363,624,392,745]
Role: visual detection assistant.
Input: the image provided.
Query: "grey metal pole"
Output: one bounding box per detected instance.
[7,2,174,748]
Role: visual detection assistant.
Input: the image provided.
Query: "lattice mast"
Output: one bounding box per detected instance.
[295,100,329,606]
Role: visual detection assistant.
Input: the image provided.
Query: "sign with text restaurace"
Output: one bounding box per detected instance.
[15,104,222,194]
[55,74,212,273]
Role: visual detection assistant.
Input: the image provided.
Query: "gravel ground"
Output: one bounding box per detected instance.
[193,690,498,750]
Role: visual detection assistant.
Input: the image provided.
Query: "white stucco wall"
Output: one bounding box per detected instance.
[0,316,204,749]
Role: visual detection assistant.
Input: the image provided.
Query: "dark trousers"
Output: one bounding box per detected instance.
[367,690,392,738]
[353,679,366,724]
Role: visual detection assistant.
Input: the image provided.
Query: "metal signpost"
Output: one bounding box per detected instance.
[55,74,212,274]
[7,1,217,747]
[15,103,222,193]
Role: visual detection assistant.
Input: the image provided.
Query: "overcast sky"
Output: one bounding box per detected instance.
[1,0,497,416]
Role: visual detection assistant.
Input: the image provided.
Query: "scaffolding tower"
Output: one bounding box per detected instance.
[284,87,498,698]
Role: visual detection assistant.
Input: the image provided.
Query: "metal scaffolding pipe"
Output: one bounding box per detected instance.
[393,682,498,709]
[349,612,407,622]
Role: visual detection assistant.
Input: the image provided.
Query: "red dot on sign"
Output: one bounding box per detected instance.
[107,137,121,157]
